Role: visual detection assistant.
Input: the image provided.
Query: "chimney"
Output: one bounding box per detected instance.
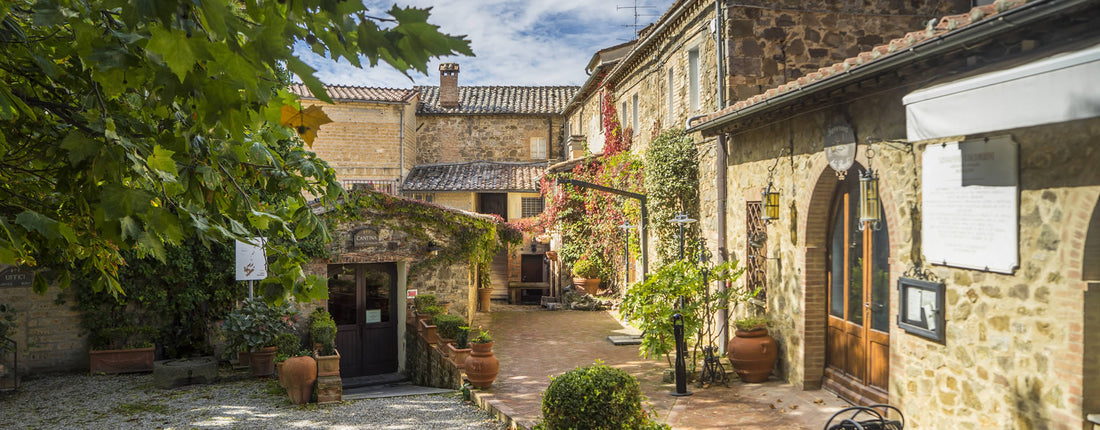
[439,63,460,108]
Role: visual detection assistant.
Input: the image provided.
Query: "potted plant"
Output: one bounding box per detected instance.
[433,314,465,356]
[448,326,472,368]
[222,299,297,377]
[726,316,777,383]
[570,258,601,295]
[273,332,300,386]
[413,294,438,331]
[419,305,443,344]
[88,324,157,374]
[477,268,492,312]
[310,309,340,377]
[464,328,498,388]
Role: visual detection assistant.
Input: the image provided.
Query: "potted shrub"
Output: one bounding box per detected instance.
[726,316,777,383]
[419,305,443,343]
[448,326,471,368]
[570,258,601,295]
[222,299,297,377]
[413,294,437,331]
[273,332,300,386]
[88,324,157,374]
[433,314,465,356]
[477,269,492,312]
[309,309,340,377]
[464,328,498,388]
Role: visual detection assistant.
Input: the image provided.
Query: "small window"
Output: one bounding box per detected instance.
[409,193,434,203]
[521,197,544,218]
[632,94,639,133]
[530,137,547,159]
[621,101,628,126]
[688,48,700,111]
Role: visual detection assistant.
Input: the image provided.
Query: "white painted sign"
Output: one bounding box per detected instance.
[235,237,268,280]
[921,137,1018,273]
[365,309,382,324]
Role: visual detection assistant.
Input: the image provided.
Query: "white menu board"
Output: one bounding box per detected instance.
[235,237,268,280]
[921,137,1018,273]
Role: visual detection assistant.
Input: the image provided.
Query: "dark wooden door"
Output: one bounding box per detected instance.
[478,193,508,219]
[825,175,890,404]
[327,263,398,378]
[521,254,545,282]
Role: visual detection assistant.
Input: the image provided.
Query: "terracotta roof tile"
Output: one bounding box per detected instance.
[690,0,1034,129]
[417,86,579,115]
[402,161,546,192]
[289,84,418,103]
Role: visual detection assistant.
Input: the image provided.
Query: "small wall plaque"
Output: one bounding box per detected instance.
[897,277,946,342]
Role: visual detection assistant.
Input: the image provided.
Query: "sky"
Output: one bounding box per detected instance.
[297,0,677,88]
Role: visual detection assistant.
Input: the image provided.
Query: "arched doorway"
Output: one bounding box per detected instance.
[823,173,891,404]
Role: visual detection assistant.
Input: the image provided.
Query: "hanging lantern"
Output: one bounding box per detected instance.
[859,168,881,231]
[761,183,779,223]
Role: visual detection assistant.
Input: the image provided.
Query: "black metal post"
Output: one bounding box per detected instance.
[671,313,692,396]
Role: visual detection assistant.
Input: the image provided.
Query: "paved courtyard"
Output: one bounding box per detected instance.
[472,305,853,429]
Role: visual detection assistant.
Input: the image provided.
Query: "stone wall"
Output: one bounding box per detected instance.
[707,74,1100,428]
[2,285,86,374]
[305,100,409,182]
[415,114,565,164]
[405,329,463,389]
[722,0,969,101]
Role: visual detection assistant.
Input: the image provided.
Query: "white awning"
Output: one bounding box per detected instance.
[904,43,1100,142]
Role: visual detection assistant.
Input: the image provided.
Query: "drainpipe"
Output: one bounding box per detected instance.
[398,105,405,187]
[714,0,729,354]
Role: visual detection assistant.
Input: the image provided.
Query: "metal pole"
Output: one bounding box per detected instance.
[671,313,692,396]
[248,280,254,300]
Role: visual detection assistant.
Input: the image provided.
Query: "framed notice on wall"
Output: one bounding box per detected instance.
[921,136,1018,273]
[897,277,946,343]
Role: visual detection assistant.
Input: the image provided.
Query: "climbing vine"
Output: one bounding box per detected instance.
[645,129,701,265]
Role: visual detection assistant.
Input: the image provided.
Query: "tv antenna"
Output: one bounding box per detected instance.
[617,1,658,40]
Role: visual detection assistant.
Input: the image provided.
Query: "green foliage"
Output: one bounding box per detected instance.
[222,299,298,352]
[421,305,444,317]
[734,316,770,331]
[273,332,302,362]
[433,314,465,340]
[0,303,15,354]
[571,258,600,279]
[413,294,437,313]
[645,129,701,265]
[539,362,667,430]
[308,308,337,356]
[620,260,748,366]
[456,326,470,349]
[71,239,242,357]
[471,329,492,344]
[0,0,472,300]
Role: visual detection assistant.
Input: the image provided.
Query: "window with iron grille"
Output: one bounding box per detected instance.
[746,201,767,301]
[521,197,544,218]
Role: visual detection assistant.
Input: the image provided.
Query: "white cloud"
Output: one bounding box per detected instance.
[298,0,675,88]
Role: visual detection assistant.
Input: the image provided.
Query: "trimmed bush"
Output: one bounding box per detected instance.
[413,294,437,313]
[433,314,465,340]
[540,363,668,430]
[309,309,337,355]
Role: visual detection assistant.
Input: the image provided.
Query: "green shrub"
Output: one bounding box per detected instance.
[221,299,297,353]
[540,363,667,430]
[433,314,465,340]
[734,316,770,331]
[571,258,599,278]
[274,332,301,362]
[456,326,470,349]
[413,294,437,313]
[421,304,444,317]
[309,308,337,355]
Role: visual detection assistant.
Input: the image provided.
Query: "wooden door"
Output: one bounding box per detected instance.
[825,175,890,404]
[521,254,545,282]
[327,263,398,378]
[478,193,508,219]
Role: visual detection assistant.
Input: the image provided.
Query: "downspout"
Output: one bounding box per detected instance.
[398,104,406,187]
[713,0,729,354]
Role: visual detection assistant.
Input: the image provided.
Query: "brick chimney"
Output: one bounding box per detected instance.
[439,63,460,108]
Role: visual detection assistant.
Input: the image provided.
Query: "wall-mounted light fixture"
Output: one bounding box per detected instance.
[858,149,882,231]
[426,242,443,257]
[761,154,782,224]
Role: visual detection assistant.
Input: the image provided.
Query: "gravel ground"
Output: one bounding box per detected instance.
[0,372,505,430]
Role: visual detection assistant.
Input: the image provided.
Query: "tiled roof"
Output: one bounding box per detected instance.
[690,0,1031,130]
[289,84,418,103]
[402,161,546,192]
[417,86,579,115]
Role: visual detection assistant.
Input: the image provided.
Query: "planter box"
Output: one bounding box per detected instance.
[89,346,155,374]
[316,349,341,377]
[448,343,471,369]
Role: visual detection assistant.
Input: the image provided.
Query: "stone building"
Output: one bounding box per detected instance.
[688,0,1100,427]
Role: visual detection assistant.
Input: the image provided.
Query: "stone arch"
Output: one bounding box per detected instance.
[1080,193,1100,417]
[797,153,903,392]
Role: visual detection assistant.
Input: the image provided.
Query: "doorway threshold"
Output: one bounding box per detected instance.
[342,372,407,389]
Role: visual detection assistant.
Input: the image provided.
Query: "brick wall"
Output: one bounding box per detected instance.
[415,114,564,164]
[305,100,408,182]
[3,285,86,374]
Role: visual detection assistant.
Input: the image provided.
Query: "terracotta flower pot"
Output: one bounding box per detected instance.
[464,341,499,389]
[249,346,277,377]
[572,277,601,295]
[281,355,317,405]
[420,319,438,344]
[276,361,288,387]
[315,349,341,377]
[416,312,433,333]
[89,346,156,374]
[438,338,456,357]
[478,288,493,312]
[727,329,778,383]
[238,350,250,366]
[448,343,471,369]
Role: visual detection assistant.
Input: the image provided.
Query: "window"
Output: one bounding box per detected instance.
[521,197,544,218]
[622,101,628,126]
[688,48,700,111]
[409,193,434,203]
[631,94,639,133]
[530,137,547,159]
[668,68,675,124]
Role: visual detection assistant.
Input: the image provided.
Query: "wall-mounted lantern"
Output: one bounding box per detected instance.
[858,168,881,231]
[761,183,779,224]
[425,242,443,257]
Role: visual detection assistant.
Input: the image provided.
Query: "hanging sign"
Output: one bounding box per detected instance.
[0,265,34,288]
[824,117,857,176]
[235,237,268,281]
